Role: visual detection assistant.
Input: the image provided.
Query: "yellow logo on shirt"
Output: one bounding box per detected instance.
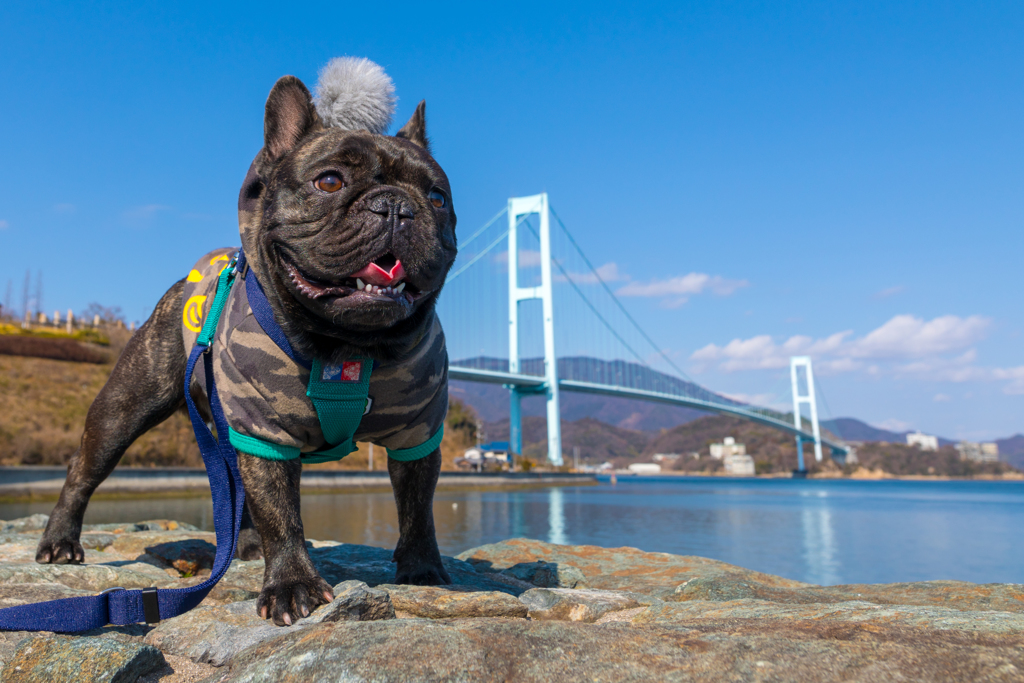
[183,295,208,333]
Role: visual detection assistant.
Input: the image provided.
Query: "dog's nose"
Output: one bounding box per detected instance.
[367,193,415,220]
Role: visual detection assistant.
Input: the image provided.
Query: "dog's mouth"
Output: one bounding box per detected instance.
[280,251,426,304]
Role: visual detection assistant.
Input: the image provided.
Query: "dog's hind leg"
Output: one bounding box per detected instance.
[389,448,451,585]
[36,281,188,565]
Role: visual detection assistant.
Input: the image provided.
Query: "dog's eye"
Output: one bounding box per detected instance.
[429,190,446,208]
[315,174,344,193]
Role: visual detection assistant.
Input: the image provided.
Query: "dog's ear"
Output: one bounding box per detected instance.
[396,100,430,151]
[263,76,320,161]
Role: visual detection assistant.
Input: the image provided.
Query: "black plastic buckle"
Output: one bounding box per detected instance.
[142,587,161,624]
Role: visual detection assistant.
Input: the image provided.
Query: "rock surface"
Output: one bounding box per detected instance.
[0,517,1022,682]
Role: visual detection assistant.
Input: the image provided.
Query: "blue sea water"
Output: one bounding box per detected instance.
[3,476,1021,586]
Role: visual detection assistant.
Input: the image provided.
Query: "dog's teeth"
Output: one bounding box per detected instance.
[396,282,406,293]
[365,283,372,292]
[356,278,365,289]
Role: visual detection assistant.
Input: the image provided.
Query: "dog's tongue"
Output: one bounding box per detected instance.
[351,260,405,286]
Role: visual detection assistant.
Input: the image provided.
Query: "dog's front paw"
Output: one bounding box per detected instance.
[36,535,84,565]
[257,563,334,626]
[395,554,452,586]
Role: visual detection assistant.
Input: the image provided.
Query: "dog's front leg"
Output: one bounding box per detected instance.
[388,448,451,585]
[238,453,333,626]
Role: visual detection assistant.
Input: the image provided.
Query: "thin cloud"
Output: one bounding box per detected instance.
[617,273,748,299]
[878,419,912,432]
[122,204,170,228]
[555,262,628,285]
[0,220,8,230]
[873,285,905,299]
[53,203,76,215]
[492,249,543,267]
[933,393,951,402]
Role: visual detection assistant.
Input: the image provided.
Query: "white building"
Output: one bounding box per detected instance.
[710,437,745,460]
[723,454,755,476]
[956,441,1000,463]
[651,453,681,463]
[627,463,662,474]
[906,431,939,451]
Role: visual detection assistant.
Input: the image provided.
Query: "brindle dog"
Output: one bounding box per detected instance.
[35,75,457,626]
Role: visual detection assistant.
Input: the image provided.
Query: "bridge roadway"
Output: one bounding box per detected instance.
[448,366,849,457]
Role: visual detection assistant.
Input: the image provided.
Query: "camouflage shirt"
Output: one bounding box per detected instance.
[181,248,448,459]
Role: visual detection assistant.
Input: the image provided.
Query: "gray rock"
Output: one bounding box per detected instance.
[0,562,176,592]
[143,600,288,667]
[297,580,395,624]
[3,635,165,682]
[379,584,528,619]
[0,583,91,609]
[499,561,589,589]
[519,587,643,622]
[0,516,49,534]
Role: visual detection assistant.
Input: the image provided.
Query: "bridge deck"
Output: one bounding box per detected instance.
[448,366,848,456]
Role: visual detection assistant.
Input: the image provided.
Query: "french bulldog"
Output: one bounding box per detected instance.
[35,63,458,627]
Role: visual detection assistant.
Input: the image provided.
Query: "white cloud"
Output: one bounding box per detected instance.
[555,262,628,285]
[933,393,951,402]
[0,220,8,230]
[617,273,748,300]
[689,314,1023,393]
[849,315,990,358]
[878,418,912,432]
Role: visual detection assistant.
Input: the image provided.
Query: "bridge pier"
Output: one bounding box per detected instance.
[507,193,563,467]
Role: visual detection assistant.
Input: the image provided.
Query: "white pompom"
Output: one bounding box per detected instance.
[314,57,397,135]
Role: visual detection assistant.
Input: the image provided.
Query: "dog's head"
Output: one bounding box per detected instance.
[238,61,456,362]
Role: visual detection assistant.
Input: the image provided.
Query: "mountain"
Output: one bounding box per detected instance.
[819,418,909,443]
[996,435,1024,470]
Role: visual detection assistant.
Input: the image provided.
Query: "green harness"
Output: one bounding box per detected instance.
[199,258,442,465]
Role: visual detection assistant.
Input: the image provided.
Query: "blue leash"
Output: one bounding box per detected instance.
[0,258,246,633]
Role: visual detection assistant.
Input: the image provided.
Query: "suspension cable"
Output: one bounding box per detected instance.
[549,205,696,384]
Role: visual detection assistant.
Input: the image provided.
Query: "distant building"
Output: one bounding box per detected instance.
[627,463,662,474]
[956,441,999,463]
[723,454,755,476]
[456,441,510,471]
[906,431,939,451]
[710,436,745,460]
[651,453,681,463]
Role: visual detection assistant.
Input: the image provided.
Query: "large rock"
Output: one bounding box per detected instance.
[380,584,527,619]
[457,538,807,598]
[144,580,395,665]
[3,635,165,682]
[519,587,644,622]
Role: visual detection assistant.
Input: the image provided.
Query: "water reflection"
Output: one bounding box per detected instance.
[801,508,839,585]
[548,488,567,545]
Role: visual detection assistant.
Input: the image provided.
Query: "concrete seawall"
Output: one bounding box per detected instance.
[0,466,596,499]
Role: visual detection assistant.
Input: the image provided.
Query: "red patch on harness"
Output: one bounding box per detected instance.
[341,361,362,382]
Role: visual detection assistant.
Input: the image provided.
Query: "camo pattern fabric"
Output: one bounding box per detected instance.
[180,247,448,457]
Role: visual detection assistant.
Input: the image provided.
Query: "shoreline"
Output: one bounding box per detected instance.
[0,466,597,503]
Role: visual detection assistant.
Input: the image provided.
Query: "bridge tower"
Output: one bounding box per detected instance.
[507,193,563,466]
[790,356,823,472]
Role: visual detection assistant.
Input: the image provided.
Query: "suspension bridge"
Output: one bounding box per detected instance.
[437,193,848,471]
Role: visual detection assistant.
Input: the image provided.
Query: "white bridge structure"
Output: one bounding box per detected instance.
[441,194,845,470]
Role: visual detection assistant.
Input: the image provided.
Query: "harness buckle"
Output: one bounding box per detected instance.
[97,586,126,596]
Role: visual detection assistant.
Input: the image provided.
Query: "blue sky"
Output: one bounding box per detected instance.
[1,1,1021,439]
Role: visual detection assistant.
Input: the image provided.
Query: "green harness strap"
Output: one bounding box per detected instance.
[200,264,441,464]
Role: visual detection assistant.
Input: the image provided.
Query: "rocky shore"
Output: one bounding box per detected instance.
[0,516,1022,682]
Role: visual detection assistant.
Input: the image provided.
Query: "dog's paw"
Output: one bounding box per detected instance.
[236,528,264,561]
[35,536,84,565]
[395,557,452,586]
[256,567,334,626]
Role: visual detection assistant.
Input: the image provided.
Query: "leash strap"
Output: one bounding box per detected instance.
[0,260,246,633]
